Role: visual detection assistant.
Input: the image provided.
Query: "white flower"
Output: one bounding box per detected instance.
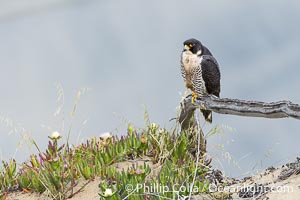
[49,131,61,140]
[158,128,165,134]
[103,188,113,197]
[151,123,158,130]
[99,132,112,140]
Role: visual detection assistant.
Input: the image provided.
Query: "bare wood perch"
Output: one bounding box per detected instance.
[179,94,300,129]
[178,94,300,155]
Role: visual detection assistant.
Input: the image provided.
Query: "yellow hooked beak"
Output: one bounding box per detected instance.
[184,44,190,50]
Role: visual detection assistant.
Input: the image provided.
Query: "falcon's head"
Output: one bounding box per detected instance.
[183,38,203,55]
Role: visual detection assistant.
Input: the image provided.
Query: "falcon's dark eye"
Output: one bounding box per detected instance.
[189,44,193,47]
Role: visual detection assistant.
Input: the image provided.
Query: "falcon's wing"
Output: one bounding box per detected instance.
[200,55,221,97]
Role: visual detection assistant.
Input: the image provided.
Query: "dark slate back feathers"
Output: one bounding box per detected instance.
[200,55,221,97]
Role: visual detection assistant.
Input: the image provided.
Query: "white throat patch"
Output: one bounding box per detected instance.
[181,51,200,71]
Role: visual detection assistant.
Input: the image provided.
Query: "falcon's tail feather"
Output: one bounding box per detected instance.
[201,109,212,123]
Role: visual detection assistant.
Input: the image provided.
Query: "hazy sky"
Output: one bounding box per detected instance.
[0,0,299,177]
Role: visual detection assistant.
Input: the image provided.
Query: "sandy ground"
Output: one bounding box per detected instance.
[7,178,100,200]
[5,158,300,200]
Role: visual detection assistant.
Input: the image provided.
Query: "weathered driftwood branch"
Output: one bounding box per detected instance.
[179,94,300,129]
[179,94,300,158]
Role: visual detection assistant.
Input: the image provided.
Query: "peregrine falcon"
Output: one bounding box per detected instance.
[180,38,221,123]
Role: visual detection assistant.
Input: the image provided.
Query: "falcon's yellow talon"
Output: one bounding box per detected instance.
[191,93,198,104]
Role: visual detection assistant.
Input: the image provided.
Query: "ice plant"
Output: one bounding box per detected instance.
[48,131,61,140]
[104,188,113,196]
[158,128,165,134]
[141,136,147,144]
[98,132,113,148]
[150,123,158,131]
[127,124,134,135]
[99,132,112,140]
[99,188,116,198]
[135,169,145,175]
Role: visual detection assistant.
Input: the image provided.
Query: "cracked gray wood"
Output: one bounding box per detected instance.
[179,94,300,128]
[178,94,300,155]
